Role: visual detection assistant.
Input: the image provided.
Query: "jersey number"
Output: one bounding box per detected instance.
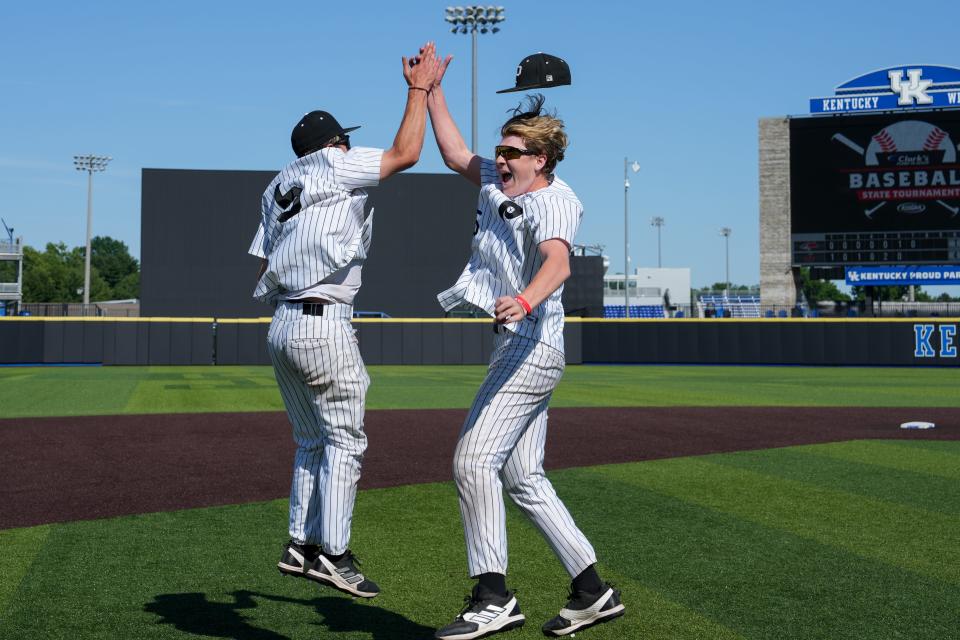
[275,185,303,222]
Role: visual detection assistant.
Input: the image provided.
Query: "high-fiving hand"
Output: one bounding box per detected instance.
[403,42,442,91]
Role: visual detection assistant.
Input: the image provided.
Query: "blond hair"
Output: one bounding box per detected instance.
[500,94,568,174]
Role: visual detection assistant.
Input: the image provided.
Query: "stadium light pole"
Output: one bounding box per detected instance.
[623,158,640,317]
[720,227,732,295]
[650,216,665,268]
[444,5,506,153]
[73,155,112,305]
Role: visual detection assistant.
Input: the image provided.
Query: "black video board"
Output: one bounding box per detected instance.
[790,110,960,266]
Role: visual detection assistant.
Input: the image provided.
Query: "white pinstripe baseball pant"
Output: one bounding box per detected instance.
[454,330,598,578]
[267,301,370,554]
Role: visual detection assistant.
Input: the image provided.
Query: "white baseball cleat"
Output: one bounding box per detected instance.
[277,540,318,578]
[278,541,380,598]
[305,550,380,598]
[435,584,526,639]
[541,585,625,637]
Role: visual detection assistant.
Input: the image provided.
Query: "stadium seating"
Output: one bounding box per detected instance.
[699,294,761,318]
[603,305,665,318]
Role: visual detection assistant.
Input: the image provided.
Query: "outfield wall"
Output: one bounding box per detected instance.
[1,318,957,367]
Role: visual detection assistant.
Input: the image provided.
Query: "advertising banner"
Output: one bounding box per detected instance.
[845,265,960,285]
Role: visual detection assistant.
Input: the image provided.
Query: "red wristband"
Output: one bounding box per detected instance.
[514,295,532,315]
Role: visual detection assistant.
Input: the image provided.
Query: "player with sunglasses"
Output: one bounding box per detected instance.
[425,54,624,640]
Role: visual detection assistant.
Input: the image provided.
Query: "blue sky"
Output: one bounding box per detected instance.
[1,0,959,292]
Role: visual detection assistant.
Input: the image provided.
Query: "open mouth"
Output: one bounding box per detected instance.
[500,171,513,185]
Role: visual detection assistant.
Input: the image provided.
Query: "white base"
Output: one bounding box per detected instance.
[900,421,936,430]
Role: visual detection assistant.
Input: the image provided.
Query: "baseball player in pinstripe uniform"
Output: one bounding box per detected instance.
[248,43,440,599]
[425,53,624,639]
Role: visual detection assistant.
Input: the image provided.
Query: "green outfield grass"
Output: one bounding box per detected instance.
[2,364,959,418]
[1,440,957,640]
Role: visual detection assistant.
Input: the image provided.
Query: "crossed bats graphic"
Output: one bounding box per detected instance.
[831,133,960,218]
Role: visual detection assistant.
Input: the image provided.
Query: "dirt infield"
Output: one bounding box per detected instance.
[1,407,957,530]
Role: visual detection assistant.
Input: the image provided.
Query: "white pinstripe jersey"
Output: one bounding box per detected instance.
[248,147,383,303]
[438,158,582,353]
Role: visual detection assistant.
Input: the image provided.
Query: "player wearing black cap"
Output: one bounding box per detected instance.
[248,42,441,599]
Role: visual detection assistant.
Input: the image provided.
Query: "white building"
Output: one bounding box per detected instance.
[603,268,692,313]
[0,236,23,316]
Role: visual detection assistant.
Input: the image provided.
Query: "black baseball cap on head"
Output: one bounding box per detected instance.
[291,110,361,157]
[497,53,571,94]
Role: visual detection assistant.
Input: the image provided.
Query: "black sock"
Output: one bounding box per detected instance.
[323,551,346,562]
[477,572,508,597]
[294,542,320,559]
[572,565,604,595]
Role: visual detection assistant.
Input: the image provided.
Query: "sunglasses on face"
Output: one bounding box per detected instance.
[495,145,538,160]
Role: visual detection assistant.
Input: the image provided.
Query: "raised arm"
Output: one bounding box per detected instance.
[427,56,482,185]
[380,42,440,180]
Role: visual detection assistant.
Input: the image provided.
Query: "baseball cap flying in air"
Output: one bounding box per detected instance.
[291,110,361,157]
[497,53,571,94]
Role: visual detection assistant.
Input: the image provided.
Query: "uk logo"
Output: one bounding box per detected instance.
[810,65,960,114]
[888,69,934,106]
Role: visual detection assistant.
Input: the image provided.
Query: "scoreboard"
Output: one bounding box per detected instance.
[790,110,960,267]
[793,231,960,265]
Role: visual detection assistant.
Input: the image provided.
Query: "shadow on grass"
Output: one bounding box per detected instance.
[144,589,435,640]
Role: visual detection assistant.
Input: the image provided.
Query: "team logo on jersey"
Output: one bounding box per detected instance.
[499,200,523,220]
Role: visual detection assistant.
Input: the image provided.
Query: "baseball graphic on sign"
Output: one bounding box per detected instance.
[864,120,957,165]
[832,119,960,218]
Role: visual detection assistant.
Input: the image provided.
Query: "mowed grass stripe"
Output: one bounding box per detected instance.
[592,455,960,584]
[123,368,284,415]
[0,526,50,616]
[708,446,960,515]
[595,569,748,640]
[878,439,960,455]
[553,464,960,640]
[4,365,960,418]
[0,368,142,418]
[793,440,960,480]
[500,496,749,640]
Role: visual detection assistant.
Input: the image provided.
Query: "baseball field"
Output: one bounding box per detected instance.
[1,364,958,639]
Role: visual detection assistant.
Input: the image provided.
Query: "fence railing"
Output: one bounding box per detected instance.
[0,241,22,256]
[19,302,140,317]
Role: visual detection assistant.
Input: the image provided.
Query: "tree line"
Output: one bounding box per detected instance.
[0,236,139,303]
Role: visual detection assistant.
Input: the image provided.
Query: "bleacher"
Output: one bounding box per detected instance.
[603,305,665,318]
[698,294,761,318]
